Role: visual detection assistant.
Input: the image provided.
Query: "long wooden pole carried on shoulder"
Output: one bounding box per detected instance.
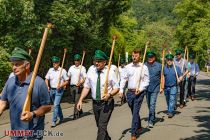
[116,53,121,81]
[135,41,150,94]
[22,23,53,113]
[77,51,86,84]
[57,48,67,87]
[160,44,166,94]
[181,46,188,72]
[103,35,117,97]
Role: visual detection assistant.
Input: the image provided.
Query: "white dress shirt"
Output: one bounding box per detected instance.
[84,66,119,100]
[120,62,149,93]
[67,65,87,85]
[110,64,118,77]
[118,66,126,83]
[45,67,69,88]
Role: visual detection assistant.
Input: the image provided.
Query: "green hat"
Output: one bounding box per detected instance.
[74,54,81,61]
[165,54,174,59]
[10,47,32,61]
[93,50,108,60]
[189,53,195,59]
[51,56,60,63]
[146,51,156,57]
[175,49,182,55]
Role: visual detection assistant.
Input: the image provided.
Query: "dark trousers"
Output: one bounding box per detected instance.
[70,85,82,115]
[179,80,186,105]
[93,98,114,140]
[126,91,145,136]
[188,76,196,97]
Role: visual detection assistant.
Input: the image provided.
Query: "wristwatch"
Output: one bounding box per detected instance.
[32,111,37,118]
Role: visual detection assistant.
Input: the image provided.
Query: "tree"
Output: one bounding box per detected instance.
[174,0,210,67]
[0,47,11,91]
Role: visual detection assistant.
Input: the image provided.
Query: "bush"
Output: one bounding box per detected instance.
[0,47,12,91]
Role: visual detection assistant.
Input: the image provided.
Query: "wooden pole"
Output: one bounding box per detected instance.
[135,41,150,94]
[160,45,166,93]
[181,46,187,72]
[57,48,67,87]
[77,51,86,84]
[103,35,117,97]
[22,23,53,113]
[116,53,121,81]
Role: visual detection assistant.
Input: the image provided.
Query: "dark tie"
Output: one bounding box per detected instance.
[96,71,101,100]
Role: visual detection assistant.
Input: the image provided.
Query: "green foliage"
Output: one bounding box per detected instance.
[0,0,209,91]
[0,47,11,91]
[174,0,210,67]
[0,0,133,89]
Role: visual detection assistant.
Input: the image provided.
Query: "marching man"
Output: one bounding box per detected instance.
[145,51,162,128]
[174,49,189,108]
[45,56,69,127]
[77,50,119,140]
[68,54,86,120]
[163,54,182,118]
[0,47,51,139]
[188,54,200,101]
[119,48,149,140]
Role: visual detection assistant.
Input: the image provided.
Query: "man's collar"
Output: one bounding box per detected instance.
[167,64,173,68]
[132,62,141,66]
[53,67,61,71]
[146,61,156,66]
[15,72,32,85]
[74,65,81,68]
[95,66,107,73]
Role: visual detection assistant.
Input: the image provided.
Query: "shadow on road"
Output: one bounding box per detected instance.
[180,77,210,140]
[157,110,181,116]
[56,110,93,127]
[194,78,210,101]
[118,127,150,140]
[180,113,210,140]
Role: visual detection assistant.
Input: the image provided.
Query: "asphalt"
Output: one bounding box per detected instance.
[0,72,209,140]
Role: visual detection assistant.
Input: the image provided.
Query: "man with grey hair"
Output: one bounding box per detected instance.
[0,47,51,139]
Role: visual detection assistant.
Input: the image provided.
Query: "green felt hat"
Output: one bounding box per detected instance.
[165,54,174,59]
[175,49,182,55]
[146,51,156,57]
[74,54,81,61]
[93,50,108,60]
[189,53,195,59]
[10,47,32,61]
[51,56,60,63]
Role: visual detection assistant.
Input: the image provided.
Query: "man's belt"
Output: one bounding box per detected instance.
[128,88,137,92]
[92,98,113,104]
[51,88,64,90]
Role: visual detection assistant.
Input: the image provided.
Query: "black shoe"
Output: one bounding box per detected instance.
[168,114,174,118]
[73,114,78,120]
[79,110,83,116]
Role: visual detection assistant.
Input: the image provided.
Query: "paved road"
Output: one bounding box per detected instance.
[0,72,209,140]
